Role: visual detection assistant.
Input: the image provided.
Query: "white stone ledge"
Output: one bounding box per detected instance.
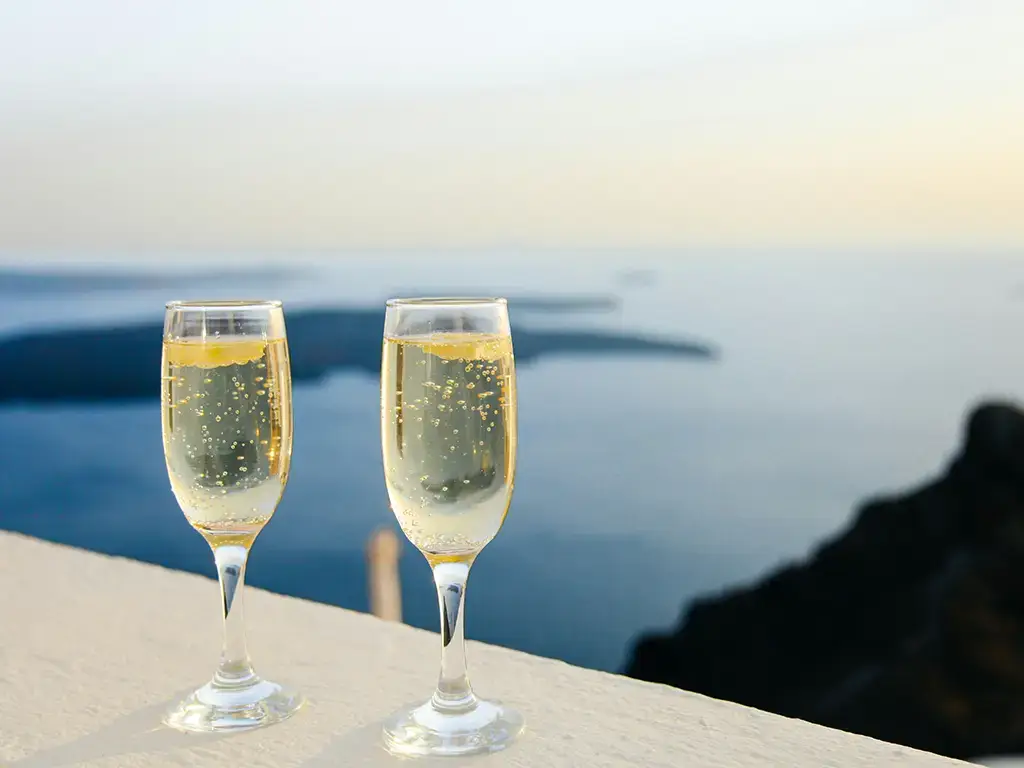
[0,532,972,767]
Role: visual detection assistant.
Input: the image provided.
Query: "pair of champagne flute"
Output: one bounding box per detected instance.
[161,297,521,757]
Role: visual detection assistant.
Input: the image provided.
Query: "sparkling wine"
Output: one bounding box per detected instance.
[162,336,292,546]
[381,332,516,562]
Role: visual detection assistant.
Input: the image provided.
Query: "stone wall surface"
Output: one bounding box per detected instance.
[0,532,971,767]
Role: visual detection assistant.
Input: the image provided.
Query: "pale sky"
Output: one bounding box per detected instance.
[0,0,1021,251]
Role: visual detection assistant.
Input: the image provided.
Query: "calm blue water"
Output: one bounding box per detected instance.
[1,251,1022,671]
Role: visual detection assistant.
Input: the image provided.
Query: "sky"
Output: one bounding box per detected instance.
[0,0,1021,252]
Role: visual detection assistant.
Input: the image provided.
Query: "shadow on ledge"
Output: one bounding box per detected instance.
[625,400,1024,762]
[0,306,716,404]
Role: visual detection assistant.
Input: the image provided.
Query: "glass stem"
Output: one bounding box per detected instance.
[212,544,257,688]
[431,561,477,712]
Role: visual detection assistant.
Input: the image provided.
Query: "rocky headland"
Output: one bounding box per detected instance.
[626,401,1024,761]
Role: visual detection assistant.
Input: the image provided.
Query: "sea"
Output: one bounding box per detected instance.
[1,249,1021,672]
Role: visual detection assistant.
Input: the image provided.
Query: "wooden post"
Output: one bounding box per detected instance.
[366,526,403,623]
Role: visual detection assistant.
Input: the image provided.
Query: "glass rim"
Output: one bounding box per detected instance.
[385,297,507,308]
[165,299,283,311]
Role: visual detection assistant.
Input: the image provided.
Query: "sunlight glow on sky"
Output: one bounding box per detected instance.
[0,0,1021,251]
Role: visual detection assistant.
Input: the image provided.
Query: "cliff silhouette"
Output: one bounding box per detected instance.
[626,401,1024,762]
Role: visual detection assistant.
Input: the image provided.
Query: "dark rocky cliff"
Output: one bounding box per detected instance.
[625,401,1024,761]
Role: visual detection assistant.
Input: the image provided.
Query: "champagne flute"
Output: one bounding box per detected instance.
[161,300,304,732]
[380,297,524,756]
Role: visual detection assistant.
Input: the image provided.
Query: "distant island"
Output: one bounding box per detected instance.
[0,302,717,404]
[0,267,297,296]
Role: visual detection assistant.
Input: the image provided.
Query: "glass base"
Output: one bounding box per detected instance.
[163,677,305,733]
[383,698,524,757]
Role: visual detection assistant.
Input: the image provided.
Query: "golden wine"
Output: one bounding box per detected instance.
[382,333,516,562]
[162,336,292,546]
